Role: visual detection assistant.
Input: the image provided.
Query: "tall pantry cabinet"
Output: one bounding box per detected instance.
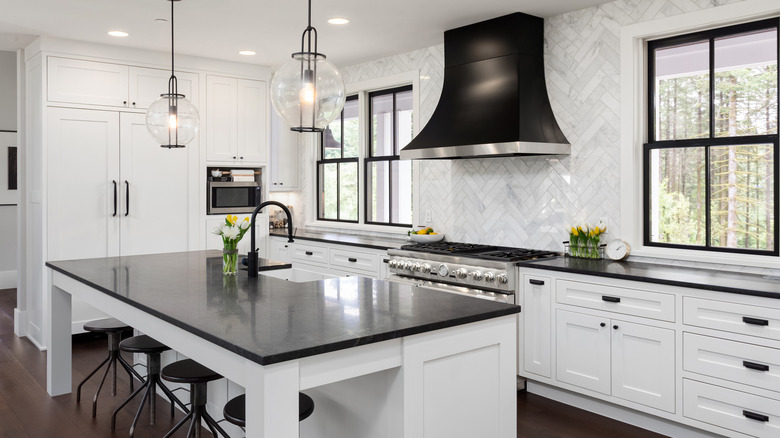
[25,48,200,346]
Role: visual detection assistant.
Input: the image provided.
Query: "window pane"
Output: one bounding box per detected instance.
[339,162,358,221]
[709,144,774,250]
[648,147,707,246]
[371,94,394,157]
[343,98,360,158]
[714,29,778,137]
[395,90,414,154]
[368,161,389,223]
[392,160,413,224]
[320,163,338,219]
[654,41,710,141]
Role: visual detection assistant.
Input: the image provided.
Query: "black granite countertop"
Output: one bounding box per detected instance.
[269,228,407,251]
[517,256,780,299]
[47,251,519,365]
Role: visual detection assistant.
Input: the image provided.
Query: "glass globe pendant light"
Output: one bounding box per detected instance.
[270,0,346,132]
[146,0,199,148]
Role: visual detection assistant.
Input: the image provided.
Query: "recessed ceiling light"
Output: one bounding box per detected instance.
[238,50,256,56]
[108,30,129,38]
[328,18,349,25]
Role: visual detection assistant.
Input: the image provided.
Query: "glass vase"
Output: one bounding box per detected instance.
[222,248,238,276]
[564,240,604,260]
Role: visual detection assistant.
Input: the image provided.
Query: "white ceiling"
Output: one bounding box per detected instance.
[0,0,612,69]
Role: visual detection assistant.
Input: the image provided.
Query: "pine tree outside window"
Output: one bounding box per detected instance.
[645,19,779,255]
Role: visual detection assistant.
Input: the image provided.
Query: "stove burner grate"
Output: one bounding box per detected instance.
[400,242,498,254]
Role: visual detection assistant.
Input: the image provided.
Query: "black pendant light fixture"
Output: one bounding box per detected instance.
[269,0,346,132]
[146,0,199,148]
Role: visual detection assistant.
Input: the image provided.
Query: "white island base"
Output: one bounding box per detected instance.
[47,271,517,438]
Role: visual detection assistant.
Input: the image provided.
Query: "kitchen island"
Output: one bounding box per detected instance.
[45,250,519,438]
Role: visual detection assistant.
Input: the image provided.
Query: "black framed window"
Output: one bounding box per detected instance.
[365,85,413,227]
[645,19,779,255]
[317,95,359,222]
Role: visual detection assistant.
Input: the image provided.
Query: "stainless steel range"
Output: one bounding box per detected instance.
[386,242,559,304]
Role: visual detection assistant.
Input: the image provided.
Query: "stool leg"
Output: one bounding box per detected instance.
[76,353,110,403]
[110,378,148,430]
[92,352,115,417]
[117,351,145,386]
[163,410,193,438]
[157,377,189,414]
[202,411,230,438]
[129,381,154,438]
[187,406,200,438]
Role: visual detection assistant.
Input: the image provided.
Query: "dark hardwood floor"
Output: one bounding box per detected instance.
[0,288,667,437]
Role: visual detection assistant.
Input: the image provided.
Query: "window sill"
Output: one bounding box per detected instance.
[629,244,780,271]
[306,220,410,238]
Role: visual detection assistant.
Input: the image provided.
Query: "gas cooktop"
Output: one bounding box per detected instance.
[399,241,559,262]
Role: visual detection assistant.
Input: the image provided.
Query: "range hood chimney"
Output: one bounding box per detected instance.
[400,12,570,160]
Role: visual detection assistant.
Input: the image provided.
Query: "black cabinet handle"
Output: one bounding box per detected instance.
[305,251,313,256]
[125,181,129,216]
[613,325,619,330]
[602,295,621,303]
[743,361,770,372]
[132,102,136,106]
[529,279,545,286]
[382,258,390,264]
[743,410,769,422]
[233,156,237,159]
[123,100,127,105]
[348,257,357,263]
[743,316,769,326]
[112,180,117,217]
[240,156,244,159]
[600,322,606,327]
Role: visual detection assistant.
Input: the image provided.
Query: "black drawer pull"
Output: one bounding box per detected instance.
[382,258,390,263]
[743,410,769,422]
[305,251,313,256]
[529,279,545,286]
[743,361,770,372]
[348,257,357,263]
[602,295,621,303]
[743,316,769,326]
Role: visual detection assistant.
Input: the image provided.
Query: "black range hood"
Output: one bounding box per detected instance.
[400,12,570,160]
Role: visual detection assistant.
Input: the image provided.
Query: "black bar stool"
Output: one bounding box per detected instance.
[223,392,314,432]
[76,318,144,417]
[161,359,229,438]
[110,335,190,437]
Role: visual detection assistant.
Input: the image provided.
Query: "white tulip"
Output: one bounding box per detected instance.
[223,226,240,240]
[239,220,251,230]
[580,223,589,233]
[212,226,224,235]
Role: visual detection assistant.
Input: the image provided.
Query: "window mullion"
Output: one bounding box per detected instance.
[705,146,711,249]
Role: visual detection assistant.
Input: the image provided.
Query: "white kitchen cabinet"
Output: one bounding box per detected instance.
[268,235,388,279]
[206,75,268,165]
[556,309,676,413]
[47,57,196,110]
[269,110,299,190]
[269,237,292,262]
[521,274,552,378]
[46,108,194,332]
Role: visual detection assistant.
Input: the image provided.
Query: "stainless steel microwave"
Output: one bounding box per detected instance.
[207,181,262,214]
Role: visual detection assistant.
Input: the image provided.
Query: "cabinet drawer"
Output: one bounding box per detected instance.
[291,243,328,265]
[684,379,780,438]
[684,333,780,393]
[329,248,378,274]
[684,297,780,342]
[556,279,675,322]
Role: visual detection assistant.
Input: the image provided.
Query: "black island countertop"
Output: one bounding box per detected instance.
[517,256,780,299]
[46,250,519,366]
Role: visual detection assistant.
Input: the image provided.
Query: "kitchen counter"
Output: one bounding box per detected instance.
[517,256,780,299]
[270,228,407,251]
[45,250,519,437]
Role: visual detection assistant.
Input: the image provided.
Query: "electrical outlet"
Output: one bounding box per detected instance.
[425,210,432,223]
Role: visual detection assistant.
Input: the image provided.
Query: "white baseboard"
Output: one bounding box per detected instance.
[25,320,46,351]
[527,381,719,438]
[0,270,16,289]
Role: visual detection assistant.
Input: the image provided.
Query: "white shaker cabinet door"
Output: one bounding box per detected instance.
[206,75,238,162]
[46,107,120,260]
[556,310,611,395]
[129,67,199,110]
[236,79,268,164]
[47,57,128,107]
[119,112,190,256]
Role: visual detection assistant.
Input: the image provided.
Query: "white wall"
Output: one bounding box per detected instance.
[0,50,17,288]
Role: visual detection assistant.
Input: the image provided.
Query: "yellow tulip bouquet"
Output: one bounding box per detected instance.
[213,215,251,275]
[566,221,607,259]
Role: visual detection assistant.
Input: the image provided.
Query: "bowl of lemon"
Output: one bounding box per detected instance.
[409,227,445,243]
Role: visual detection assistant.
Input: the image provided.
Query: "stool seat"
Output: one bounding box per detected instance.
[161,359,222,384]
[119,335,170,354]
[223,393,314,427]
[83,317,131,333]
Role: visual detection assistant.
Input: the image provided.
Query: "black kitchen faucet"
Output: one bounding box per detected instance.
[247,201,294,277]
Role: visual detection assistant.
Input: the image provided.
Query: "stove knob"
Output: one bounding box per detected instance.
[437,264,449,277]
[412,262,422,272]
[389,259,398,269]
[397,260,407,270]
[469,271,483,281]
[484,272,495,283]
[496,274,508,285]
[454,268,468,279]
[420,263,431,274]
